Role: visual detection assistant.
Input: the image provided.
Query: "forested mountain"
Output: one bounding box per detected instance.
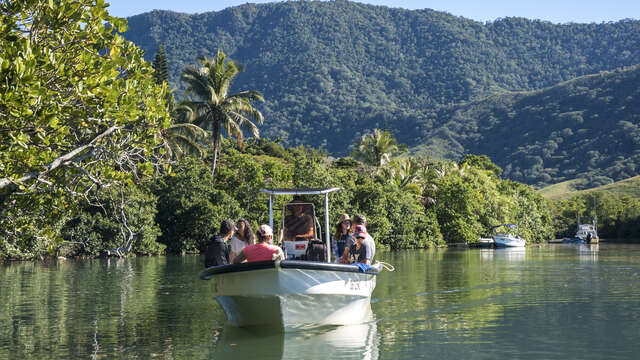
[120,0,640,185]
[414,65,640,187]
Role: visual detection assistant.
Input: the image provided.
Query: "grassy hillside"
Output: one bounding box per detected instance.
[538,179,587,199]
[540,175,640,199]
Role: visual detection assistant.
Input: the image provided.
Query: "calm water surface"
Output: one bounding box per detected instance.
[2,244,640,359]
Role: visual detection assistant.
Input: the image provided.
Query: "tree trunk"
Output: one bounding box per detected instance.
[210,123,221,182]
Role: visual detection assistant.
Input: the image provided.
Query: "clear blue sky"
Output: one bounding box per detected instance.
[105,0,639,24]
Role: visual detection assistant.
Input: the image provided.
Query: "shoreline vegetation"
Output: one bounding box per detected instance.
[1,1,639,261]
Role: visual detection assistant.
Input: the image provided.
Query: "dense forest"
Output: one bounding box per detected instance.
[121,0,640,187]
[1,1,638,261]
[414,65,640,187]
[0,0,556,260]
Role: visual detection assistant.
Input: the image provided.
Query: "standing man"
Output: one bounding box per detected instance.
[204,219,235,268]
[354,214,375,262]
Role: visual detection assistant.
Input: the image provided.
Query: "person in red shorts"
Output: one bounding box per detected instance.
[232,224,285,263]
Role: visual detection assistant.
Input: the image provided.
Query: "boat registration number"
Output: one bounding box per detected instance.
[347,280,362,291]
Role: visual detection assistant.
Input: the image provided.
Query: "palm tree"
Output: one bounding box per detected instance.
[382,158,421,190]
[179,50,264,177]
[156,122,208,160]
[352,129,403,168]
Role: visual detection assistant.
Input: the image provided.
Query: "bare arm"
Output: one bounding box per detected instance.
[232,251,247,264]
[340,246,350,264]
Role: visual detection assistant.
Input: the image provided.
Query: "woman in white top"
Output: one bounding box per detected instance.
[230,218,256,263]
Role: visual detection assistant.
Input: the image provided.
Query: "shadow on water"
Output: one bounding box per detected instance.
[209,319,379,360]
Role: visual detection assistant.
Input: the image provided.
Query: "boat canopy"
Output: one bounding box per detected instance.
[259,188,342,196]
[492,224,518,229]
[260,187,342,262]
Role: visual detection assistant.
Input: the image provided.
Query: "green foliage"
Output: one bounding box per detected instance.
[431,162,552,244]
[352,129,403,168]
[152,44,169,84]
[550,191,640,239]
[460,154,503,177]
[60,185,164,256]
[416,65,640,187]
[151,157,241,254]
[0,0,170,257]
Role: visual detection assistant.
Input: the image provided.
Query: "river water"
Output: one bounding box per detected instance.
[2,243,640,359]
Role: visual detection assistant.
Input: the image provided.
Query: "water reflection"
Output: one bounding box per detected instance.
[210,319,378,360]
[578,244,599,263]
[479,247,526,262]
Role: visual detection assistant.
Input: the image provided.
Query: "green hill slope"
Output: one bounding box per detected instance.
[121,1,640,156]
[541,175,640,200]
[118,1,640,187]
[413,65,640,187]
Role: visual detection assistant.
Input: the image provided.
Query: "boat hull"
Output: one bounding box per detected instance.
[563,236,599,244]
[202,261,379,330]
[493,235,526,248]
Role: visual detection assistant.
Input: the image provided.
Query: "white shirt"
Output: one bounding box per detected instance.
[230,236,248,254]
[364,233,375,261]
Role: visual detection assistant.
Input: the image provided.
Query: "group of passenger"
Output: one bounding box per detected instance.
[204,213,375,268]
[332,214,375,265]
[204,218,284,268]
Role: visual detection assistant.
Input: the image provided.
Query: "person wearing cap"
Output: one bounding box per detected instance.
[350,225,372,265]
[233,224,285,263]
[354,214,375,261]
[204,219,235,268]
[333,214,354,263]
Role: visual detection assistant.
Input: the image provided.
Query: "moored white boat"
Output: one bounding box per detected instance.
[492,224,526,248]
[562,218,599,244]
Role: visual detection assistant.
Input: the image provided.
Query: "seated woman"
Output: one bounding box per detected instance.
[229,218,255,263]
[233,224,285,263]
[332,214,354,263]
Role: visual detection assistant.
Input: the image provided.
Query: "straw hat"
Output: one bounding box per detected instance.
[336,213,352,226]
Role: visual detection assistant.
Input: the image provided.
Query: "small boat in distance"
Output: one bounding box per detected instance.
[201,188,387,331]
[563,218,599,244]
[492,224,526,248]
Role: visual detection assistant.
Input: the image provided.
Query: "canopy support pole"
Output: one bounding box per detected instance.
[325,193,331,263]
[269,194,273,231]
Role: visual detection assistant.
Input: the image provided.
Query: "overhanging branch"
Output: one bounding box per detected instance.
[0,125,120,192]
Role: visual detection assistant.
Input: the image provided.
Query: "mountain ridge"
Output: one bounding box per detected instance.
[119,1,640,186]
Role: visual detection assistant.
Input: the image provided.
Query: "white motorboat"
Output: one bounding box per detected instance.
[575,219,599,244]
[491,224,526,248]
[201,188,386,331]
[563,218,599,244]
[201,259,380,329]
